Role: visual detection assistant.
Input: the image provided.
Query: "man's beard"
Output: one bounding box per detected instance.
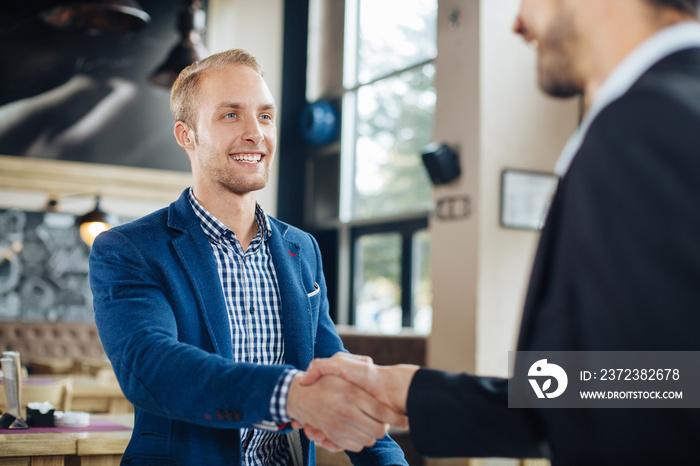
[195,137,271,195]
[537,11,583,99]
[216,167,270,195]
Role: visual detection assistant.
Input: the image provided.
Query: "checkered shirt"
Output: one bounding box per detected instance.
[188,189,297,466]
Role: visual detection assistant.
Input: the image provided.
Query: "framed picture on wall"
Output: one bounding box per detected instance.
[500,169,560,231]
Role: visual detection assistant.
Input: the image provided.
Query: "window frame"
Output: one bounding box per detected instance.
[349,217,429,329]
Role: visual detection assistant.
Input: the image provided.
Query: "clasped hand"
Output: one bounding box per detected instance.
[286,353,419,453]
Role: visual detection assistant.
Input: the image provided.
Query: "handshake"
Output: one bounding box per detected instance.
[286,353,420,453]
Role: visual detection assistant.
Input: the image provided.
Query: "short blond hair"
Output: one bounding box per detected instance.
[170,49,264,130]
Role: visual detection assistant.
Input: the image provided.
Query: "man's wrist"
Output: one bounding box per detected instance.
[270,368,302,423]
[379,364,420,413]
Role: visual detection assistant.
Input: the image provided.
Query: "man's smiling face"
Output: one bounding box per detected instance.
[187,63,277,196]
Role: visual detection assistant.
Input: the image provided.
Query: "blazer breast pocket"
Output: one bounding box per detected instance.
[307,282,320,298]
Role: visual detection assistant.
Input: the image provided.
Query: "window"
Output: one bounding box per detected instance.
[306,0,437,334]
[342,0,437,222]
[350,218,432,333]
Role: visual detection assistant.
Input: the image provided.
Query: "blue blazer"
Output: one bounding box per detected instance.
[90,189,407,466]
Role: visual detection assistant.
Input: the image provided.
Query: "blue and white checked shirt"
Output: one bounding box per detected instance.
[189,189,297,466]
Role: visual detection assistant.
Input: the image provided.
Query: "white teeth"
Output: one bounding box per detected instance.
[232,153,262,163]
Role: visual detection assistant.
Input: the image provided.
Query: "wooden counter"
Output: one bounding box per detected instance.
[0,414,133,466]
[0,431,76,460]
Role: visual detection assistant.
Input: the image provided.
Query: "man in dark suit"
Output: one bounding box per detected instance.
[90,49,408,465]
[298,0,700,464]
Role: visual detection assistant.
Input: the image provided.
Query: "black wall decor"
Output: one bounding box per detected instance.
[0,0,207,173]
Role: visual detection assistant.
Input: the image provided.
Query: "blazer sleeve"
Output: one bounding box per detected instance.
[407,369,548,459]
[90,227,292,430]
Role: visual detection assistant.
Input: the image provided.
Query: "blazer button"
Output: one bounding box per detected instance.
[232,411,242,421]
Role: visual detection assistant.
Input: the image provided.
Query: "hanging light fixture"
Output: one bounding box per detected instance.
[75,195,118,247]
[45,193,117,246]
[40,0,151,35]
[149,0,208,88]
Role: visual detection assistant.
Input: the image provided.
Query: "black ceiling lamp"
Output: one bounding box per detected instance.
[75,195,118,246]
[149,0,208,89]
[40,0,151,35]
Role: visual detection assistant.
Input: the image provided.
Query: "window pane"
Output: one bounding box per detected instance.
[357,0,437,84]
[353,64,435,219]
[355,233,402,333]
[413,230,432,334]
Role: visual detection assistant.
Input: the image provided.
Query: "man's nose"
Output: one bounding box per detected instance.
[242,118,264,144]
[513,14,525,36]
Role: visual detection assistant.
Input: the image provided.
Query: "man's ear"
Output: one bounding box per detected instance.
[174,121,196,150]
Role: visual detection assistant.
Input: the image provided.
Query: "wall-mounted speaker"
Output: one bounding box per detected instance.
[421,142,461,185]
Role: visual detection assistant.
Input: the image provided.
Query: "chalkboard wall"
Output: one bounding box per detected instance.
[0,208,111,322]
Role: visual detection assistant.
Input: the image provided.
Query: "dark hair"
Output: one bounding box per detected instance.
[648,0,700,15]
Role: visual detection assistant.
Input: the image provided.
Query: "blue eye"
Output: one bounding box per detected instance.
[224,112,237,119]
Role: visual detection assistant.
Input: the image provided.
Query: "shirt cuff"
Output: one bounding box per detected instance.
[269,368,302,424]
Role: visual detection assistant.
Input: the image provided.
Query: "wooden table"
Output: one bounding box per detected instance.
[70,376,132,414]
[0,414,133,466]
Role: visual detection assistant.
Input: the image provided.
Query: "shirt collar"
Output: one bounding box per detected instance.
[187,187,272,243]
[555,22,700,176]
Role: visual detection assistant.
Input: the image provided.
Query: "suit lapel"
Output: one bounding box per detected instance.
[517,178,566,351]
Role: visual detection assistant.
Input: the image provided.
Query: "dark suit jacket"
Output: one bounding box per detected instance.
[90,190,407,465]
[406,48,700,465]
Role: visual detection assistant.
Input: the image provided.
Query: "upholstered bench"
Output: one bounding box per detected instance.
[0,321,108,373]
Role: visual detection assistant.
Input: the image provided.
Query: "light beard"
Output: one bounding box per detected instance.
[217,169,270,195]
[193,137,272,195]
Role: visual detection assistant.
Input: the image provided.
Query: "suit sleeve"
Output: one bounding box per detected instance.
[90,228,292,430]
[407,369,547,458]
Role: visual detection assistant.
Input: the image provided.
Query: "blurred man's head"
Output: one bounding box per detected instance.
[513,0,699,100]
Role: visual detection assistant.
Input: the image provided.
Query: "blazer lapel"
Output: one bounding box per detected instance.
[168,192,233,359]
[268,223,314,370]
